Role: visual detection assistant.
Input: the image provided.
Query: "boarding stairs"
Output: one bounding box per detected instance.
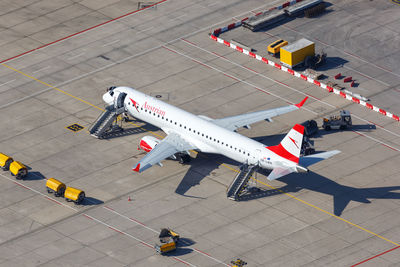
[89,105,125,138]
[226,164,258,201]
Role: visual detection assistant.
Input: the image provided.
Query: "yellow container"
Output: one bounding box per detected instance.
[156,242,176,254]
[280,38,315,68]
[9,161,28,179]
[0,153,13,170]
[267,39,288,55]
[46,178,66,197]
[64,187,85,204]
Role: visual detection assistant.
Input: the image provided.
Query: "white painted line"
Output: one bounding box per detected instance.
[173,14,187,20]
[181,38,400,139]
[0,2,278,111]
[0,172,198,267]
[136,26,154,34]
[102,39,120,47]
[32,66,50,74]
[0,79,15,87]
[68,52,84,60]
[163,44,318,115]
[207,2,218,7]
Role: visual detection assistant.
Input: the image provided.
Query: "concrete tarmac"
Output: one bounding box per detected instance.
[0,0,400,266]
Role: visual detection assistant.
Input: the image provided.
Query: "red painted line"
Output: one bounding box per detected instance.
[181,38,196,46]
[82,214,94,220]
[223,73,239,81]
[381,143,398,152]
[162,45,178,54]
[194,249,212,257]
[212,51,226,59]
[45,196,62,205]
[140,241,153,248]
[104,206,114,211]
[13,181,29,189]
[244,66,257,73]
[254,87,270,95]
[351,246,400,266]
[191,59,212,69]
[129,217,146,226]
[0,0,168,64]
[173,257,191,266]
[367,120,384,128]
[108,226,124,235]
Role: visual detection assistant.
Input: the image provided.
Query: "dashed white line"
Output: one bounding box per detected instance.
[136,26,154,34]
[0,172,197,267]
[102,39,120,47]
[32,66,50,74]
[68,52,85,60]
[0,79,15,87]
[180,38,400,140]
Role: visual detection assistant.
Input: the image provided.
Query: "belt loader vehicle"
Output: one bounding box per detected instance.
[155,228,180,254]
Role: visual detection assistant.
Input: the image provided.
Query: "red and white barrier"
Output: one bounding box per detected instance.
[209,1,399,123]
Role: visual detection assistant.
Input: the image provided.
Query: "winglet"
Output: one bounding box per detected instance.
[132,163,140,172]
[295,96,308,108]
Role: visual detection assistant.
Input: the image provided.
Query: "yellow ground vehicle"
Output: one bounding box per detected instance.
[0,153,13,171]
[64,187,85,204]
[231,259,247,267]
[267,39,288,56]
[46,178,66,197]
[155,228,180,254]
[9,161,28,179]
[280,38,315,68]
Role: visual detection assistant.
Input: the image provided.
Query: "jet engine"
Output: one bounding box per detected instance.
[138,136,160,152]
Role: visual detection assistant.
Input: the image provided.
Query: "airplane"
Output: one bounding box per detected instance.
[102,86,340,181]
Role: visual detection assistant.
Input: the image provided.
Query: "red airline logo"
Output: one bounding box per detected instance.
[130,98,140,112]
[289,137,299,149]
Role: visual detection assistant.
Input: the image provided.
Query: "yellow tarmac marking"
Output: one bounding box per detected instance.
[2,62,399,247]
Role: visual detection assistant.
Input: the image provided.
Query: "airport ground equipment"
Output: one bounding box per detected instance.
[231,259,247,267]
[301,136,315,156]
[0,153,13,171]
[304,2,326,17]
[64,187,85,204]
[322,110,352,130]
[227,164,258,201]
[89,89,127,138]
[242,8,286,31]
[301,120,318,137]
[9,161,28,179]
[268,39,288,56]
[46,178,66,197]
[284,0,322,17]
[155,228,180,254]
[304,51,326,70]
[280,38,315,68]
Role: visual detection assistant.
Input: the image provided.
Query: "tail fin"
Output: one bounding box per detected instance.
[267,124,304,163]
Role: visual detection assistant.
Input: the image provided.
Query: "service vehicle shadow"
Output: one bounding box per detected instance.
[81,197,104,206]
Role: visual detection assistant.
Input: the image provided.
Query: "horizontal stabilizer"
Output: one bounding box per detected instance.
[299,150,341,167]
[267,167,293,181]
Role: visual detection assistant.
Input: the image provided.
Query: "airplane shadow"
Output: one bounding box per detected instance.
[102,119,160,139]
[240,170,400,216]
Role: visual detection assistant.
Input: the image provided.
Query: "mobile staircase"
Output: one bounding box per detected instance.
[227,164,258,201]
[89,92,126,138]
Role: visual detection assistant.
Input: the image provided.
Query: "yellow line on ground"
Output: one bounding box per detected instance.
[219,162,400,247]
[3,62,399,247]
[1,63,164,139]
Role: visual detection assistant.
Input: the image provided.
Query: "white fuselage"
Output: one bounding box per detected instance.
[103,87,296,170]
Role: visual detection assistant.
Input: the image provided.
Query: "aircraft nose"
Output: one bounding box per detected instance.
[102,92,114,105]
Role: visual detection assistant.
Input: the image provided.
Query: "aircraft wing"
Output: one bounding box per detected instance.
[133,132,194,173]
[212,97,308,131]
